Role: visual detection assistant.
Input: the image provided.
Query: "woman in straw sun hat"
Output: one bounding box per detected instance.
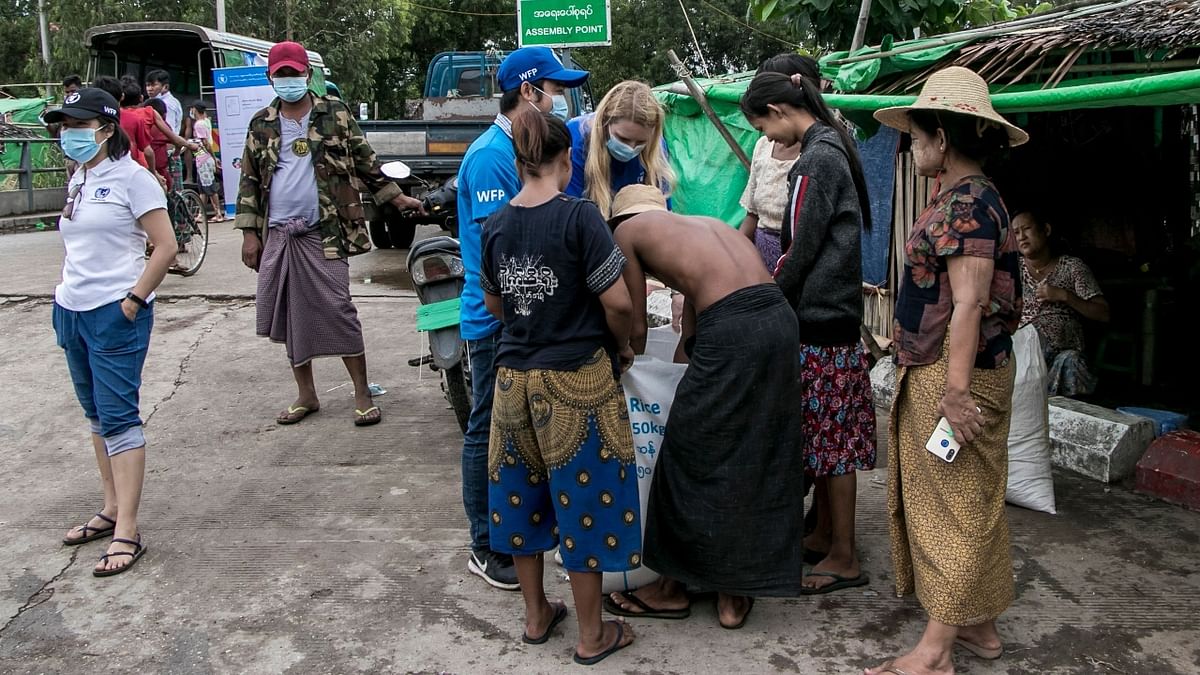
[866,66,1027,675]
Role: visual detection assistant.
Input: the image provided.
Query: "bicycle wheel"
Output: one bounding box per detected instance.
[171,190,209,276]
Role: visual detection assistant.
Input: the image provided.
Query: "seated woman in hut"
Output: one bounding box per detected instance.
[1015,208,1110,396]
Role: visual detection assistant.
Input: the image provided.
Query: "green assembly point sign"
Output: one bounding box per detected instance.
[518,0,612,48]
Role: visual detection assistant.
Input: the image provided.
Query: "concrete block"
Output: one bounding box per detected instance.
[0,187,66,218]
[1136,430,1200,511]
[1048,396,1155,483]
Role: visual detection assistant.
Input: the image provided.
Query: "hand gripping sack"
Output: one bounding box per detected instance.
[1006,324,1057,514]
[601,354,686,593]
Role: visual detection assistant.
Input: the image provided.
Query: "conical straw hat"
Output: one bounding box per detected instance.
[873,66,1029,147]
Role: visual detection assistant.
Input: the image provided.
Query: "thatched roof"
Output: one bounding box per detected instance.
[857,0,1200,94]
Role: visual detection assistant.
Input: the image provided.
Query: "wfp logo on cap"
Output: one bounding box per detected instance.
[65,92,81,104]
[103,106,118,116]
[519,67,539,82]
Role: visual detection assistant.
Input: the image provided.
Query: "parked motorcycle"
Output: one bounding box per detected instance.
[381,161,472,432]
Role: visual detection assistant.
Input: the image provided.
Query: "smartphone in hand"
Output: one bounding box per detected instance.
[926,417,960,462]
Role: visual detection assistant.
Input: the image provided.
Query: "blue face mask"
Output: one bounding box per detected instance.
[60,127,104,163]
[606,136,645,163]
[532,86,570,121]
[273,77,309,103]
[549,95,569,121]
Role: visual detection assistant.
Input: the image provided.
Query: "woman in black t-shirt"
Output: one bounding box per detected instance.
[480,109,640,665]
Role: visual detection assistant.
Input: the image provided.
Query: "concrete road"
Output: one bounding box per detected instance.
[1,228,1199,674]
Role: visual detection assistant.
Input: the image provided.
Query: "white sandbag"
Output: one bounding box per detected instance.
[601,354,687,593]
[1006,324,1057,514]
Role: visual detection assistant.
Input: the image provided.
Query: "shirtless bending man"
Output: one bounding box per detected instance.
[605,185,807,629]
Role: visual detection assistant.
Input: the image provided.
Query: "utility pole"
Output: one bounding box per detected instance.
[216,0,227,32]
[37,0,51,65]
[285,0,295,40]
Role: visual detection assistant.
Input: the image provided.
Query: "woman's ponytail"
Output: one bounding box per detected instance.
[510,108,572,179]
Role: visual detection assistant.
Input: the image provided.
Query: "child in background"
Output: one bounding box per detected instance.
[480,108,640,666]
[190,103,225,222]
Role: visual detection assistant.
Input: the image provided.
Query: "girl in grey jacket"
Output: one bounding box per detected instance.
[740,72,878,597]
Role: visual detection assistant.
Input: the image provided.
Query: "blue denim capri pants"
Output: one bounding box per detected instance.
[53,300,153,456]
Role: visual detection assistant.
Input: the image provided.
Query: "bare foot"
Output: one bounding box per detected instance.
[576,620,635,661]
[607,578,688,615]
[277,398,320,424]
[95,535,141,574]
[63,511,116,543]
[524,599,566,641]
[802,552,862,591]
[717,593,753,628]
[865,651,954,675]
[803,532,831,555]
[956,622,1002,654]
[354,391,374,415]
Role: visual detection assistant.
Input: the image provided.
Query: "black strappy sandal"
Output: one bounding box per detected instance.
[62,512,116,546]
[93,536,146,577]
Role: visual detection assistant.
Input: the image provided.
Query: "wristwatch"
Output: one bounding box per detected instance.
[125,292,149,309]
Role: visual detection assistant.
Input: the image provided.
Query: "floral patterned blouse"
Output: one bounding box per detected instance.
[1019,255,1103,355]
[893,176,1022,368]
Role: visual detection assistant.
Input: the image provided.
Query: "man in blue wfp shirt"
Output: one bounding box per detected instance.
[456,47,590,590]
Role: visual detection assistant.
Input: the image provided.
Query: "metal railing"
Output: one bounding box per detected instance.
[0,137,66,213]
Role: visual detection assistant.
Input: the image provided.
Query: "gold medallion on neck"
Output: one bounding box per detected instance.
[292,138,310,157]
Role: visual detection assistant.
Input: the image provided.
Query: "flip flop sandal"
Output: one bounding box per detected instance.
[522,603,568,645]
[93,536,146,577]
[874,663,911,675]
[603,590,691,620]
[955,637,1003,660]
[354,406,382,427]
[719,597,755,630]
[277,405,319,425]
[799,571,870,595]
[573,621,631,666]
[62,512,116,546]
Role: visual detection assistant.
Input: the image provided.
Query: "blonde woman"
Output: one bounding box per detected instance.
[565,80,674,217]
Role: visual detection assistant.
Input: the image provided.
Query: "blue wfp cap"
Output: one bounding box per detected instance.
[496,47,590,92]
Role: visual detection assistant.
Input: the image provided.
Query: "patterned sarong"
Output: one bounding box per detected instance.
[488,349,641,572]
[256,223,364,367]
[754,228,783,273]
[643,283,806,597]
[888,340,1015,625]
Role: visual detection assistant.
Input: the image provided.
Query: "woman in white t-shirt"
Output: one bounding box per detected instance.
[44,88,176,577]
[738,54,819,272]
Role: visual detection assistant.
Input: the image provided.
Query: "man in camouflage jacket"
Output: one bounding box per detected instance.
[237,41,423,428]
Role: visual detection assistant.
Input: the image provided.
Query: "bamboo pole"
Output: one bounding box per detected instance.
[666,49,751,170]
[850,0,873,53]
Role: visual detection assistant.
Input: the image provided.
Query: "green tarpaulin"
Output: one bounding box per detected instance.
[656,67,1200,227]
[0,98,54,191]
[820,38,969,93]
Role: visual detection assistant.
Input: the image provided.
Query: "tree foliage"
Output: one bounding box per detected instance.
[3,0,412,108]
[3,0,806,117]
[748,0,1054,53]
[575,0,805,97]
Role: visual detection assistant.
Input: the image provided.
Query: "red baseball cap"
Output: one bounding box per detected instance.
[268,41,310,75]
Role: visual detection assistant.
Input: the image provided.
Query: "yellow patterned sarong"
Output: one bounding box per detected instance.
[888,344,1016,626]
